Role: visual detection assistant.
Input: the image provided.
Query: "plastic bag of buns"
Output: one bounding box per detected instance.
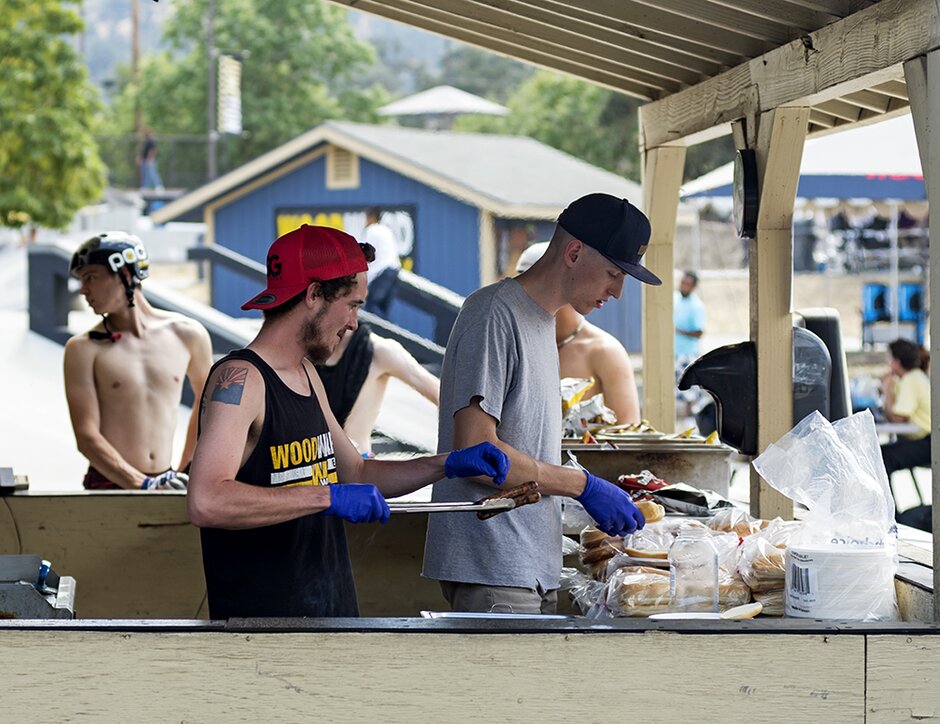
[711,531,745,576]
[707,507,767,537]
[753,589,785,616]
[606,566,672,616]
[559,567,612,618]
[739,536,787,592]
[579,527,624,579]
[621,528,672,561]
[718,574,752,609]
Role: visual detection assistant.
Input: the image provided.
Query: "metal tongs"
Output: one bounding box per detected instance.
[388,481,541,519]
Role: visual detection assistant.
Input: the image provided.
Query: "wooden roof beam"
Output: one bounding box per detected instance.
[702,0,840,31]
[637,0,795,44]
[839,88,896,113]
[873,79,909,101]
[466,0,722,78]
[336,0,661,99]
[641,0,940,148]
[387,0,702,86]
[785,1,875,14]
[548,0,771,57]
[814,98,863,122]
[808,108,839,128]
[537,0,742,68]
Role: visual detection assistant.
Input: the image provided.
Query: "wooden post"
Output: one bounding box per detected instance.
[639,143,686,433]
[478,209,497,287]
[748,107,810,520]
[904,50,940,622]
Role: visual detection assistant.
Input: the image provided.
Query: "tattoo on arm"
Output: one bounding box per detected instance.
[211,366,248,405]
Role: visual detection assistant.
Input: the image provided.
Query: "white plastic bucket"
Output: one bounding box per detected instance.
[785,545,898,621]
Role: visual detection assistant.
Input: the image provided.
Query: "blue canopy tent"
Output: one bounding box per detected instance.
[681,113,928,346]
[681,114,926,202]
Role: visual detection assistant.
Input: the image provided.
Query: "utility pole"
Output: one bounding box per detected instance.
[207,0,218,181]
[132,0,141,135]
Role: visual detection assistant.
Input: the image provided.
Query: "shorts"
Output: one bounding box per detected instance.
[82,466,170,490]
[439,580,558,614]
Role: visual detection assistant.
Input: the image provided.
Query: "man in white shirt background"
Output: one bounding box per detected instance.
[362,207,401,316]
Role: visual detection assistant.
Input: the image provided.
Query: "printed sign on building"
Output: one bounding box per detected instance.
[275,207,417,271]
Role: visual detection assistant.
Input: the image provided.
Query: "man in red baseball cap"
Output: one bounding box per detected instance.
[188,224,509,619]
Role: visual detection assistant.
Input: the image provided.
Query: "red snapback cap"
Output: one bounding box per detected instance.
[241,224,368,310]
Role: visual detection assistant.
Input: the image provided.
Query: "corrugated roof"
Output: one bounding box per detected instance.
[151,121,641,224]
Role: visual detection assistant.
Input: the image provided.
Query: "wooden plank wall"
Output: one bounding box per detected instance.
[0,630,867,722]
[0,493,446,619]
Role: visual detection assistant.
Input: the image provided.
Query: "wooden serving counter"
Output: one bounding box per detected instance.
[0,491,937,721]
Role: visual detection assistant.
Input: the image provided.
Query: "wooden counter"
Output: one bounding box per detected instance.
[0,491,938,720]
[0,617,938,721]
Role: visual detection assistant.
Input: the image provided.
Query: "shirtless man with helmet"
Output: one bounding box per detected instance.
[63,231,213,490]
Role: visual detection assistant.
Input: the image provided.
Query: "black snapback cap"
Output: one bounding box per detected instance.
[557,193,661,286]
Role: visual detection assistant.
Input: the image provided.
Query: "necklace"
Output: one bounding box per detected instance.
[557,319,585,349]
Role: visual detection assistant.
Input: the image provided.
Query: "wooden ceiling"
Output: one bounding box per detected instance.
[333,0,923,139]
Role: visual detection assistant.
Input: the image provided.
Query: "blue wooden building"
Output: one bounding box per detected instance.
[152,122,645,349]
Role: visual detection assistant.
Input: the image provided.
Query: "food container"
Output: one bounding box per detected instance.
[785,545,898,621]
[562,441,735,498]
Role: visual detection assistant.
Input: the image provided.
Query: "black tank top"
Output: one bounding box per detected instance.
[199,349,358,619]
[315,324,374,426]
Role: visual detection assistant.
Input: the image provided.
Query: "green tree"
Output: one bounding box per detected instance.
[457,71,641,180]
[457,69,732,183]
[0,0,106,229]
[435,46,534,103]
[102,0,388,184]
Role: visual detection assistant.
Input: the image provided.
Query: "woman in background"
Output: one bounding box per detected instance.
[881,338,931,478]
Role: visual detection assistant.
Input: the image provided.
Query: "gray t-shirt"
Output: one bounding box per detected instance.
[423,278,563,590]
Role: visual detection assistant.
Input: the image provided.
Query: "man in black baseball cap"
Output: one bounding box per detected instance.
[557,192,661,286]
[423,192,655,615]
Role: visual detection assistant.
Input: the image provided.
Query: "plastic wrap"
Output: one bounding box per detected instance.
[718,575,752,609]
[739,536,787,592]
[579,526,624,580]
[606,566,672,617]
[711,531,745,575]
[559,567,611,618]
[752,410,899,621]
[561,377,594,414]
[753,589,785,616]
[563,395,616,438]
[706,507,766,537]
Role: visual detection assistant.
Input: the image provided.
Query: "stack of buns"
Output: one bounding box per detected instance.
[580,528,624,581]
[608,566,672,616]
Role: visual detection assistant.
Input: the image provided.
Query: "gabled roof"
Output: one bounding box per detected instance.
[150,121,642,224]
[377,85,509,117]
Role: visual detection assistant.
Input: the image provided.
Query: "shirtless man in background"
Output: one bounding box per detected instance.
[316,323,439,454]
[64,232,213,490]
[515,241,640,424]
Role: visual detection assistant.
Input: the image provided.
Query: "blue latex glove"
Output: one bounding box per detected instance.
[324,484,390,524]
[577,472,645,537]
[444,441,510,485]
[141,470,189,490]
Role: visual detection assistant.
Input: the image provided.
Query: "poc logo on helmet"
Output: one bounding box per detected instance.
[108,245,148,274]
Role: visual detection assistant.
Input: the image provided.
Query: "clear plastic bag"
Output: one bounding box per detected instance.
[606,566,672,617]
[559,567,612,618]
[751,410,899,621]
[706,507,765,537]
